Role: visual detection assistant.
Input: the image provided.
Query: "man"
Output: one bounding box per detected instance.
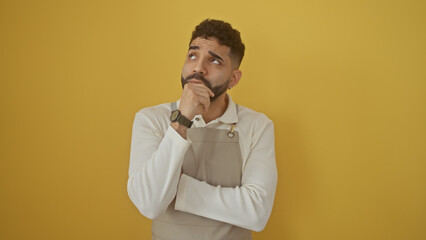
[127,19,277,240]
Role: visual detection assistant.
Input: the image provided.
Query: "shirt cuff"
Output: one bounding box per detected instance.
[167,125,192,145]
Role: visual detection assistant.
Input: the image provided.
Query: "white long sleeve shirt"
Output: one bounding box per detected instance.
[127,95,277,232]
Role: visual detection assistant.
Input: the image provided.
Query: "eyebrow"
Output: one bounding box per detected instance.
[188,46,199,50]
[188,45,224,62]
[208,51,223,62]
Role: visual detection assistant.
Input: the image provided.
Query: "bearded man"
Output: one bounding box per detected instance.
[128,19,278,240]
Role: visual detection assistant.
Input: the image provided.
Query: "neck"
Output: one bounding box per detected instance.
[202,93,228,123]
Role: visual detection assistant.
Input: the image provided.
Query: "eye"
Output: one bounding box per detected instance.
[211,59,221,65]
[188,53,196,60]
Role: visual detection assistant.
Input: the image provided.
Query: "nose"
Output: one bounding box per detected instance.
[193,58,207,75]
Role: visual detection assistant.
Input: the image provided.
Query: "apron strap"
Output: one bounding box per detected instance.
[170,102,177,111]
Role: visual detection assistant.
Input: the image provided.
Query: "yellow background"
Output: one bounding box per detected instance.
[1,0,425,239]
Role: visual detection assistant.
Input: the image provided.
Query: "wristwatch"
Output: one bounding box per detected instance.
[170,110,193,128]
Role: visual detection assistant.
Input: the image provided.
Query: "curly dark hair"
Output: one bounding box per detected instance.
[190,19,245,68]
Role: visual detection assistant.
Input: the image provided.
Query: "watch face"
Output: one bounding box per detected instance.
[170,110,179,121]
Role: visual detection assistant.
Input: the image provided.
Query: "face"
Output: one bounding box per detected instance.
[181,37,240,102]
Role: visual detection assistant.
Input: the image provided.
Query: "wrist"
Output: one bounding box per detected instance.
[180,111,194,121]
[170,109,193,128]
[171,122,188,139]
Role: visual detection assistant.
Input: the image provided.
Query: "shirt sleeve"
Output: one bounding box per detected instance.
[174,118,277,232]
[127,110,191,219]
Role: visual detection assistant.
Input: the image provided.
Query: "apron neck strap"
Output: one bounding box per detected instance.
[171,102,177,111]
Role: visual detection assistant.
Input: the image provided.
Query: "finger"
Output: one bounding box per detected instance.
[186,83,213,99]
[182,84,210,110]
[186,86,210,111]
[182,82,212,115]
[187,80,215,97]
[197,95,210,112]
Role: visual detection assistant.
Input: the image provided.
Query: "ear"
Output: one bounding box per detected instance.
[228,69,242,89]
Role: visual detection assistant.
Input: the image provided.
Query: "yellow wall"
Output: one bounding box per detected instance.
[1,0,425,239]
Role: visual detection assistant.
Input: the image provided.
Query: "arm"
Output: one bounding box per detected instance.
[127,111,191,219]
[127,80,213,219]
[174,118,278,231]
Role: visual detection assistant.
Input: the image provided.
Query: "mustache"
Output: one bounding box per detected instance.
[181,73,213,90]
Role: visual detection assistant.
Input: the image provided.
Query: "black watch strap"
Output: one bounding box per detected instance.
[170,110,193,128]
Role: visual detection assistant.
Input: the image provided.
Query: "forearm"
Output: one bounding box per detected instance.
[127,113,191,219]
[175,117,277,231]
[175,173,277,231]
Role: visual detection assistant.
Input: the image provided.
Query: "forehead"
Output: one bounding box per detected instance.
[189,37,231,57]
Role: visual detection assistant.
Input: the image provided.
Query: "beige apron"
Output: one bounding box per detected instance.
[151,102,251,240]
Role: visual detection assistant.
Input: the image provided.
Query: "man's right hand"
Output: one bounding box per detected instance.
[179,79,214,121]
[171,79,214,139]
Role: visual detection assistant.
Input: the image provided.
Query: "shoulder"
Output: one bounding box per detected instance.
[135,102,170,119]
[133,103,172,136]
[237,105,273,127]
[235,104,275,151]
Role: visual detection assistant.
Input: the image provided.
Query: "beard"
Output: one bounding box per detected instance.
[181,73,230,102]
